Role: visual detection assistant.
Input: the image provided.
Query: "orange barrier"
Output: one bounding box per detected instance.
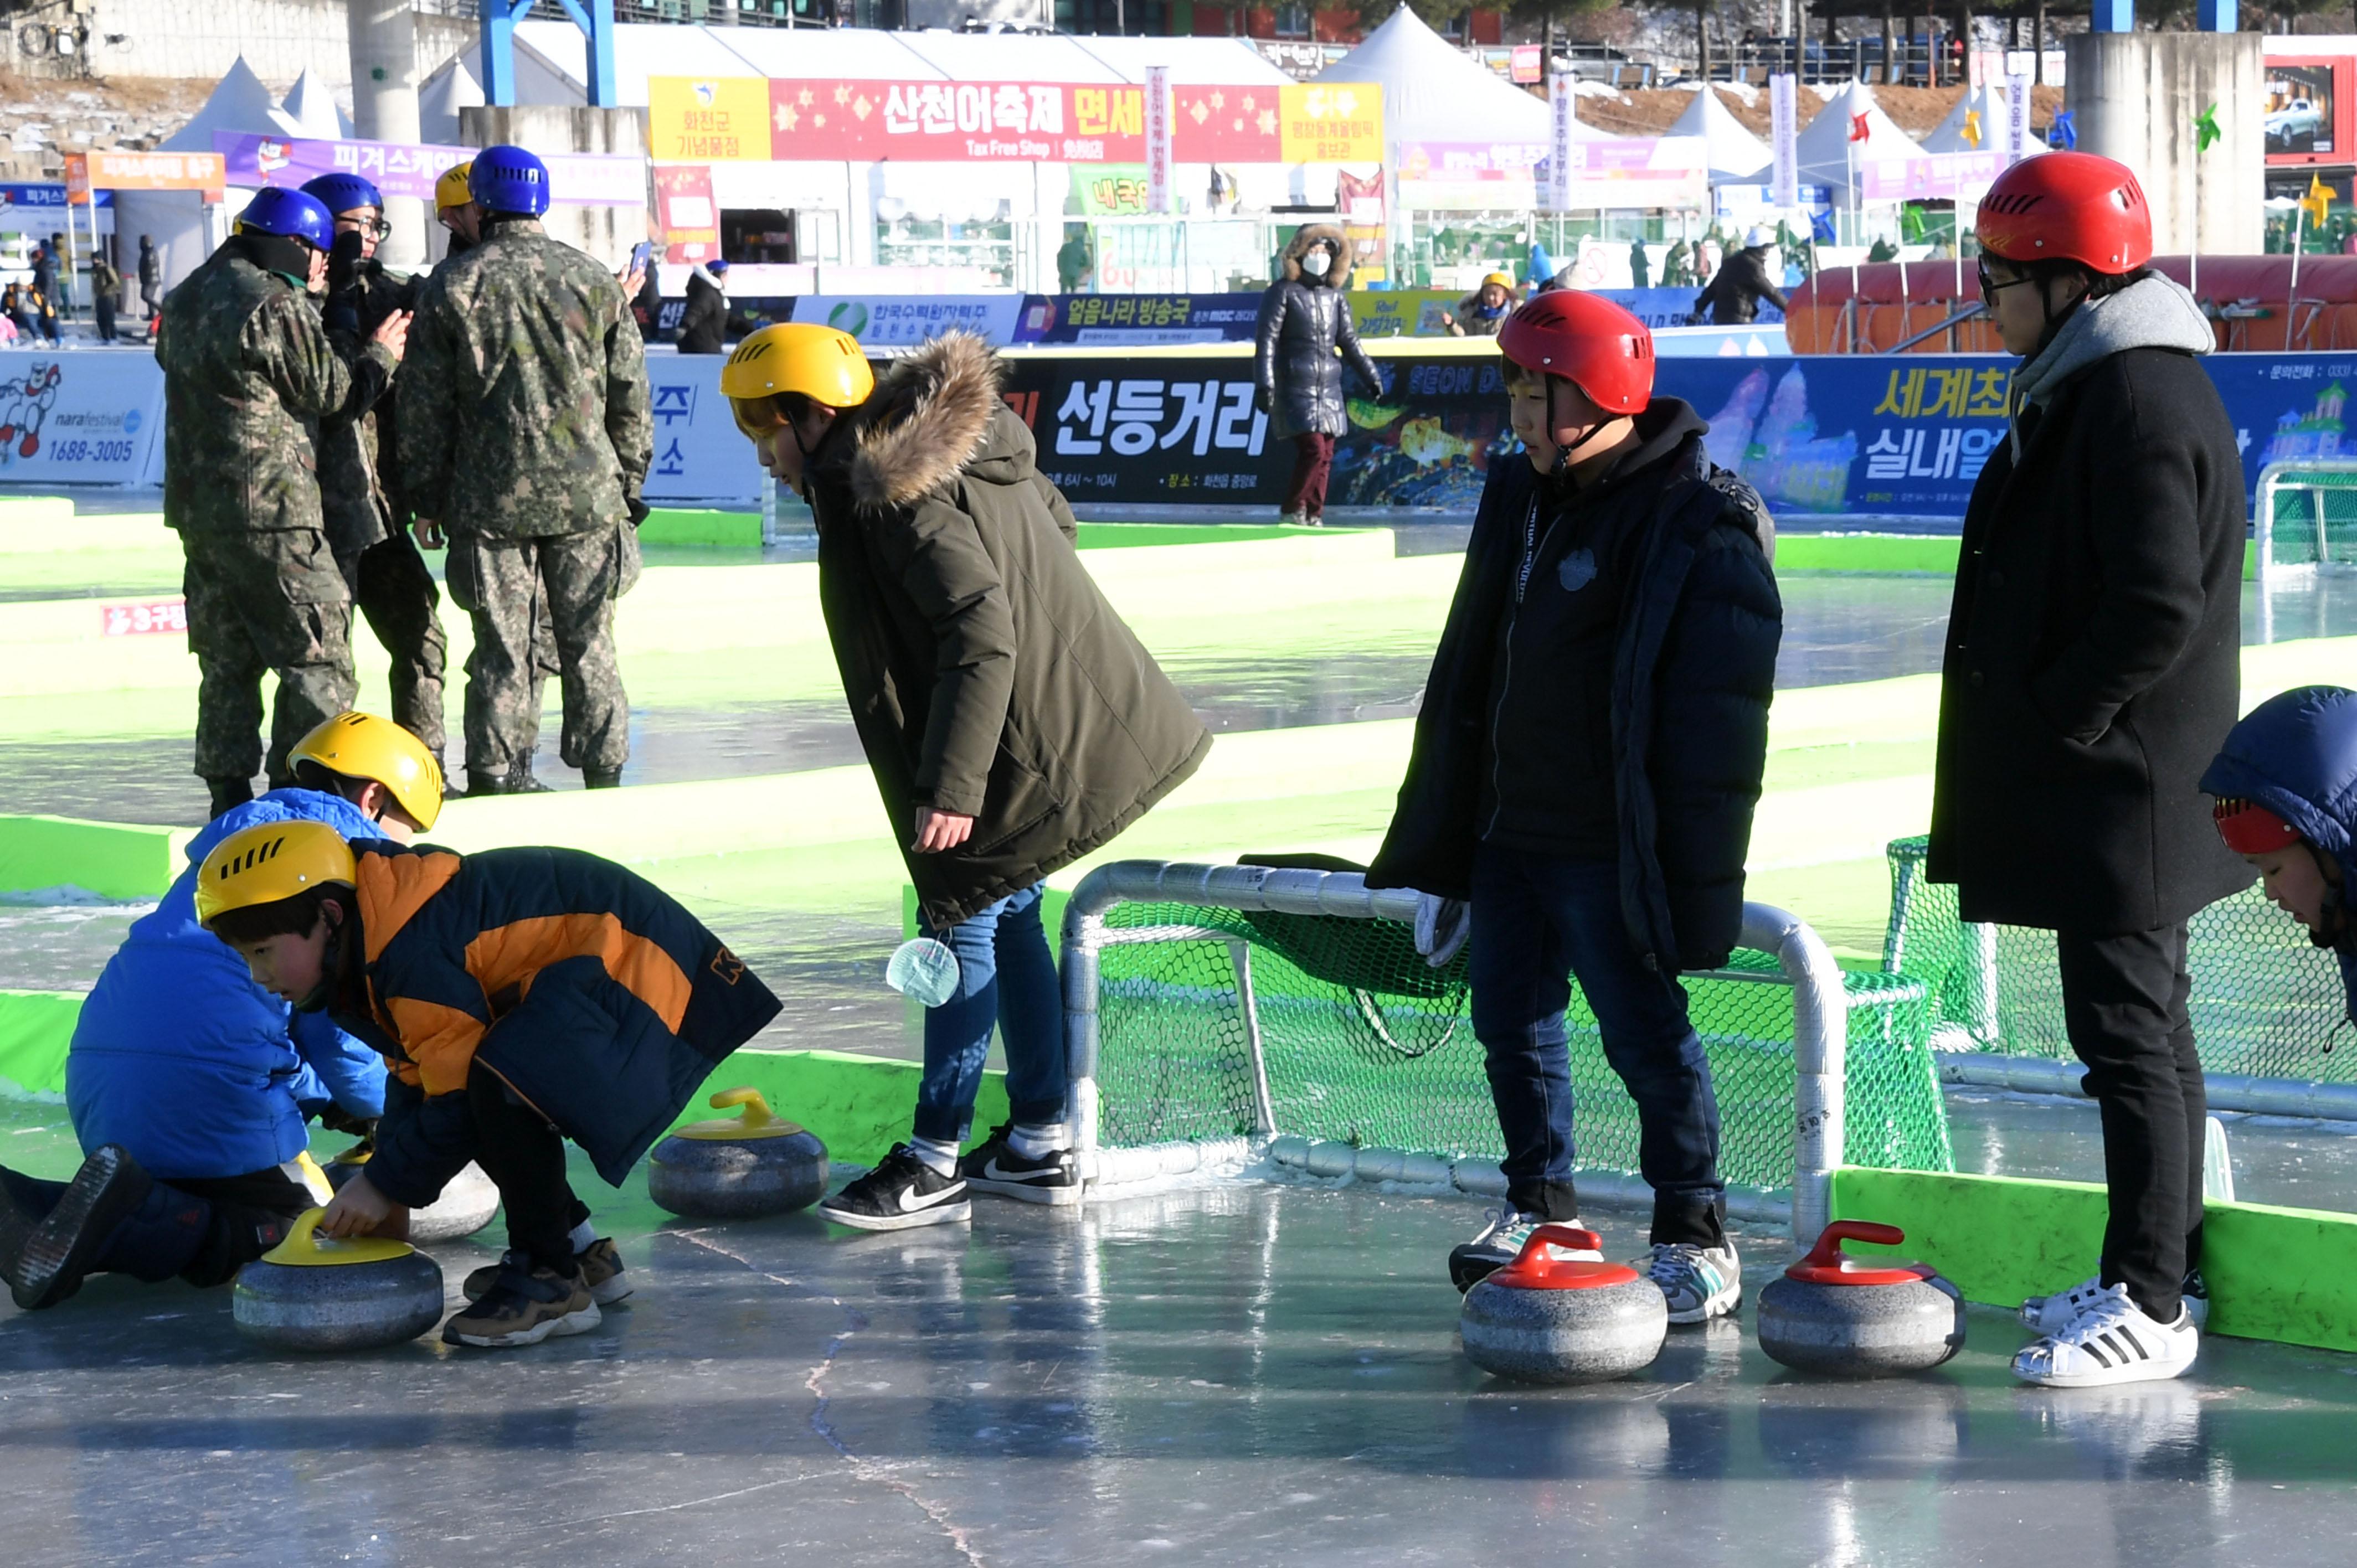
[1784,256,2357,354]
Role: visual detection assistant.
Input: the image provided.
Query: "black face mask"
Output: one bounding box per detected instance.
[231,231,316,289]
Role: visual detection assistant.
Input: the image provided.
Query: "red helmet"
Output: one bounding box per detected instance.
[2212,798,2303,856]
[1497,290,1654,415]
[1975,151,2152,274]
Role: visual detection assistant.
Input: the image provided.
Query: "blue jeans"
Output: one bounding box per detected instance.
[914,883,1066,1144]
[1468,844,1726,1246]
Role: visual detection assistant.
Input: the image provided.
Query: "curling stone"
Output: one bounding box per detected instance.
[1459,1225,1669,1385]
[325,1151,500,1242]
[232,1208,447,1353]
[648,1087,830,1220]
[1755,1220,1965,1378]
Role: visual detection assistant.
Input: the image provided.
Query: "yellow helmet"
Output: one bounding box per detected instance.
[1482,271,1516,291]
[287,711,446,831]
[194,821,357,931]
[720,323,874,409]
[435,161,474,212]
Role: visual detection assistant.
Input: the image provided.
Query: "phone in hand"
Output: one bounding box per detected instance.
[627,240,658,278]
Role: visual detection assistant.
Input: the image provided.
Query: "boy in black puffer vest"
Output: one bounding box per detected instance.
[1368,291,1782,1322]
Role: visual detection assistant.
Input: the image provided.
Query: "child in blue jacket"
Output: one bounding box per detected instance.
[1,713,439,1311]
[2202,686,2357,1007]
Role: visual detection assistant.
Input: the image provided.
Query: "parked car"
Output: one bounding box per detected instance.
[2267,97,2329,153]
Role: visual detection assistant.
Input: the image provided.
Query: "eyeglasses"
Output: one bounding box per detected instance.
[336,215,393,241]
[1976,260,2033,301]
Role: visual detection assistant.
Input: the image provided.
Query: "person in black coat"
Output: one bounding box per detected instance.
[1253,223,1379,526]
[677,258,733,354]
[1367,292,1782,1314]
[1931,153,2246,1388]
[1690,226,1788,325]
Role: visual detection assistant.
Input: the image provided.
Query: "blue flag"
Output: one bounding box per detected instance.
[2050,110,2077,150]
[1810,209,1836,243]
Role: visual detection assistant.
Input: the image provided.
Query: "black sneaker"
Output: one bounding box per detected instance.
[960,1124,1081,1206]
[1448,1206,1599,1294]
[442,1253,601,1348]
[817,1145,971,1232]
[7,1144,152,1311]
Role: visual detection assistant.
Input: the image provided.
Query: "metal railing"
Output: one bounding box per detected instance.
[1059,859,1852,1240]
[2254,458,2357,581]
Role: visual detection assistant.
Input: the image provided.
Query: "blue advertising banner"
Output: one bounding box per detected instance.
[1012,293,1262,345]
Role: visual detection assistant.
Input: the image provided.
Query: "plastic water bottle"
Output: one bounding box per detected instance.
[886,937,961,1009]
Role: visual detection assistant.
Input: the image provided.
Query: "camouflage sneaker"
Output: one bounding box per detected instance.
[1638,1241,1742,1324]
[464,1237,629,1307]
[442,1253,600,1349]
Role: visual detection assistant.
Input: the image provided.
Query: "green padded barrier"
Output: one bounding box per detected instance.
[1773,535,1960,574]
[0,989,78,1097]
[637,508,762,547]
[0,814,189,900]
[1830,1165,2357,1353]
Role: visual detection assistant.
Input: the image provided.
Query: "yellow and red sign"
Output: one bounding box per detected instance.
[66,151,227,202]
[649,76,773,162]
[1278,84,1384,166]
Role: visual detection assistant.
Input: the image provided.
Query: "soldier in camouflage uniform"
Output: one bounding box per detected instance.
[304,172,449,761]
[156,187,408,818]
[400,145,651,795]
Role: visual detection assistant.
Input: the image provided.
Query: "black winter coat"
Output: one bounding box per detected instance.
[1927,346,2252,932]
[1254,277,1381,438]
[1694,247,1787,325]
[1368,405,1783,972]
[678,269,728,354]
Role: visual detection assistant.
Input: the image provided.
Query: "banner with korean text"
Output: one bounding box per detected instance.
[213,133,646,206]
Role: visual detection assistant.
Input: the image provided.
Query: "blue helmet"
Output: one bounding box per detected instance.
[236,187,335,251]
[300,172,383,215]
[469,145,551,218]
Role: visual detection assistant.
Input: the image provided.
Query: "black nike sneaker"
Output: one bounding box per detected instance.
[817,1145,972,1231]
[960,1124,1081,1206]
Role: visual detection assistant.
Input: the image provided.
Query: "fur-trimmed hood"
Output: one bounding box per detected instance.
[845,331,1026,512]
[1281,223,1351,286]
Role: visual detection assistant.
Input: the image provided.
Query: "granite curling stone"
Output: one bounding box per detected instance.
[1756,1220,1966,1378]
[648,1087,831,1219]
[233,1208,447,1353]
[326,1151,500,1242]
[1459,1225,1669,1384]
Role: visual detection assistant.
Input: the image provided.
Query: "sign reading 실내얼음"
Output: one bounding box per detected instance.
[646,76,1378,166]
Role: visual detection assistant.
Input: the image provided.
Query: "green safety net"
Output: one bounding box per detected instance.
[2262,465,2357,568]
[1092,900,1955,1194]
[1885,837,2355,1079]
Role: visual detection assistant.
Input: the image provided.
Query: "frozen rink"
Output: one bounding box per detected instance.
[4,1161,2357,1567]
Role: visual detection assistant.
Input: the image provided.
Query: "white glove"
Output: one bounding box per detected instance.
[1413,893,1470,970]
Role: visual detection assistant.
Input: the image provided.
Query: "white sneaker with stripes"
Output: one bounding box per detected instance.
[2013,1281,2199,1389]
[2021,1268,2210,1335]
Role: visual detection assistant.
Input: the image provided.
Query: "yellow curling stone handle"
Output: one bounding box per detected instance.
[676,1086,807,1142]
[258,1207,416,1268]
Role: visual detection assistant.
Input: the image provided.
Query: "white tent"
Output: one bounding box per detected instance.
[1797,80,1919,203]
[419,57,486,146]
[279,69,355,140]
[1921,82,2045,156]
[1668,85,1769,183]
[1311,6,1612,146]
[116,57,304,292]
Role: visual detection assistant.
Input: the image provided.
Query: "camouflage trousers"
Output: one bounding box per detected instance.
[338,529,450,760]
[444,525,638,778]
[179,527,359,786]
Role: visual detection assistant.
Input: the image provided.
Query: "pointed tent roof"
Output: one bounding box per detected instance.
[279,69,354,139]
[157,56,303,151]
[1312,6,1612,146]
[419,57,485,146]
[1797,81,1919,199]
[1669,85,1769,183]
[1921,82,2045,156]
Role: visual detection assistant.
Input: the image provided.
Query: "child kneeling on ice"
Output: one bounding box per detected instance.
[197,820,781,1348]
[2,713,433,1313]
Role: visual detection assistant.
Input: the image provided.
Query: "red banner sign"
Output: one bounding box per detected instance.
[764,80,1290,164]
[101,599,186,637]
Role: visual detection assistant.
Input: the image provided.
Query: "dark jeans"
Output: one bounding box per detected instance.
[1468,844,1726,1245]
[915,883,1066,1144]
[461,1065,587,1273]
[0,1162,307,1288]
[1283,432,1335,519]
[2056,923,2205,1322]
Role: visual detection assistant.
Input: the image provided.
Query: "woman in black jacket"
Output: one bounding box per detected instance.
[1931,153,2246,1389]
[1253,223,1380,526]
[676,259,732,354]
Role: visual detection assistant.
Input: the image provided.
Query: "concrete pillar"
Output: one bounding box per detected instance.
[460,104,651,271]
[347,0,427,271]
[2065,31,2263,259]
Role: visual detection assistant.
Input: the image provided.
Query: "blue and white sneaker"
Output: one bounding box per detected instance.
[1449,1207,1599,1293]
[1638,1241,1742,1324]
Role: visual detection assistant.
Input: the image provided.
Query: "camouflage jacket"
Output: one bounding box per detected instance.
[318,261,418,561]
[398,216,652,539]
[156,242,394,535]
